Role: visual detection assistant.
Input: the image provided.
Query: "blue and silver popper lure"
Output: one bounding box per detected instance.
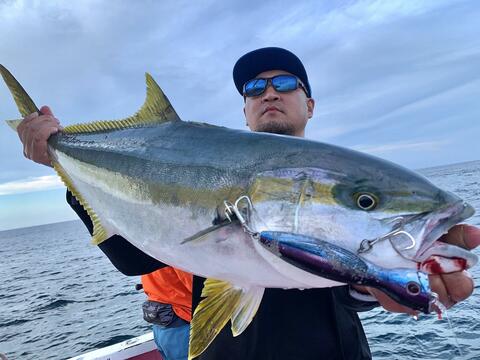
[259,231,437,313]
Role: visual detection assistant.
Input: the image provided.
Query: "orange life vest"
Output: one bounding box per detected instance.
[141,267,193,322]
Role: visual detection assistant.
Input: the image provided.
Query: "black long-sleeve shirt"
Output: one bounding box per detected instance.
[67,190,376,360]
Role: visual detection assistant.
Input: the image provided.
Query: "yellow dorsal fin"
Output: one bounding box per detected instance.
[188,279,264,359]
[62,73,181,134]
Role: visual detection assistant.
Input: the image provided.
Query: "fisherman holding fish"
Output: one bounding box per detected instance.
[10,47,480,360]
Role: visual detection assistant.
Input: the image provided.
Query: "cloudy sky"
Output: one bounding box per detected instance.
[0,0,479,230]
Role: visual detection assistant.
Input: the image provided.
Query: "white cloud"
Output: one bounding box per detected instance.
[0,175,64,195]
[352,139,450,155]
[307,123,353,140]
[258,0,453,45]
[344,0,452,25]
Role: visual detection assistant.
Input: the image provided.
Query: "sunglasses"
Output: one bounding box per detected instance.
[243,74,308,97]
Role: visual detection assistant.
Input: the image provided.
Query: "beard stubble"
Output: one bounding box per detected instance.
[254,120,296,136]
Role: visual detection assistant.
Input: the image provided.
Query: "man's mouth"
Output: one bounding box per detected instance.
[263,106,282,114]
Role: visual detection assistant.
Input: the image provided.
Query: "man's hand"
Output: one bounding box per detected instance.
[366,224,480,315]
[17,105,62,167]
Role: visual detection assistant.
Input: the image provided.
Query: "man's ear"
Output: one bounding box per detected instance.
[307,98,315,119]
[243,107,247,126]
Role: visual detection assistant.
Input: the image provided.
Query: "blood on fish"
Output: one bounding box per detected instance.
[419,256,467,274]
[453,257,467,270]
[422,258,443,274]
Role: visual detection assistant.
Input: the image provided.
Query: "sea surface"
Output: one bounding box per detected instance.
[1,160,479,360]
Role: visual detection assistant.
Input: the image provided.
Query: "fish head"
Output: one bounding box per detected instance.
[247,152,475,270]
[330,162,475,263]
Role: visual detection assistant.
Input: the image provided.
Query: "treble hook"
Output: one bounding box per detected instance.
[223,195,258,236]
[357,217,416,256]
[388,230,416,258]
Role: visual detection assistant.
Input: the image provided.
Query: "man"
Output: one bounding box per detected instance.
[17,47,480,359]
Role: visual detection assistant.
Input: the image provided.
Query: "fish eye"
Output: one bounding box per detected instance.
[355,193,377,211]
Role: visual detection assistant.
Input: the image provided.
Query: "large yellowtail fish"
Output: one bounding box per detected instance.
[1,65,477,359]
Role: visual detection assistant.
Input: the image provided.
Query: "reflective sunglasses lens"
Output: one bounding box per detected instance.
[244,79,267,97]
[272,75,298,92]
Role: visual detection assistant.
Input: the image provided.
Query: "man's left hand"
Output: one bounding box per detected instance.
[366,224,480,315]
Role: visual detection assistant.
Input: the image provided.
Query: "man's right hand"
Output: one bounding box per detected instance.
[17,105,62,167]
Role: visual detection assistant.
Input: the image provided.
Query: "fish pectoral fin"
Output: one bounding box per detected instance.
[181,220,238,245]
[189,279,264,360]
[62,73,181,134]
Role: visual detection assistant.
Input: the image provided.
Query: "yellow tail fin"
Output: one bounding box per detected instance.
[5,119,22,131]
[0,64,40,118]
[0,65,183,246]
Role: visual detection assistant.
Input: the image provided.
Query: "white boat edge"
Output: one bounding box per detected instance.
[67,332,162,360]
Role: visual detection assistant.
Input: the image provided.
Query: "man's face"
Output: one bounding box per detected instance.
[243,70,315,138]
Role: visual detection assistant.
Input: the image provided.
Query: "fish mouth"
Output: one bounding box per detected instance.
[414,199,475,259]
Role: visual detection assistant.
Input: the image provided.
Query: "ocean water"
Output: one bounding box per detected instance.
[1,160,479,360]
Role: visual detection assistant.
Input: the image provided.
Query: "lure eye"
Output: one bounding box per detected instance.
[355,193,377,211]
[406,281,421,296]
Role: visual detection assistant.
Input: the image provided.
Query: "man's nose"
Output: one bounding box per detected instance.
[261,85,280,102]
